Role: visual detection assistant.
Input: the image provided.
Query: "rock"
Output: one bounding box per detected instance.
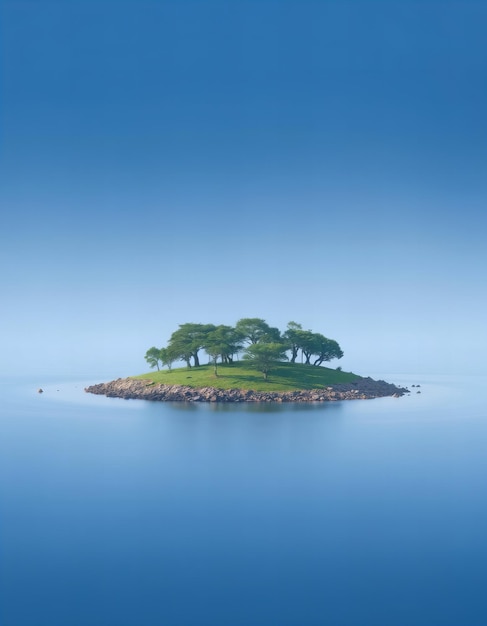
[37,388,43,394]
[84,376,409,404]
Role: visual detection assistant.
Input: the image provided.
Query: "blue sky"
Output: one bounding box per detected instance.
[1,0,486,377]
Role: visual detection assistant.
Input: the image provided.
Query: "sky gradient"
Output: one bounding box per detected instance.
[1,0,486,377]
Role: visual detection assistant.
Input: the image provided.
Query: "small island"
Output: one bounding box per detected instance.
[86,319,408,403]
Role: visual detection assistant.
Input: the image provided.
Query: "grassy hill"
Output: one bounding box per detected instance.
[134,361,360,392]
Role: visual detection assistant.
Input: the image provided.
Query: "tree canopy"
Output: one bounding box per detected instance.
[144,346,162,371]
[168,323,216,368]
[145,318,343,379]
[202,325,244,376]
[243,342,289,379]
[283,321,303,363]
[235,318,281,345]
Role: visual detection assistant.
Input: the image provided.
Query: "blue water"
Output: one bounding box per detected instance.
[1,374,486,626]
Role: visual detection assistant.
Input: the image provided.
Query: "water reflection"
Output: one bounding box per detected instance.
[1,375,487,626]
[162,399,344,414]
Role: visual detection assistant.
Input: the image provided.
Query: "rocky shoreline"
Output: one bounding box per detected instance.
[85,377,409,403]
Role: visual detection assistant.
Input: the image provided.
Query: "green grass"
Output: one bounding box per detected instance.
[133,361,360,392]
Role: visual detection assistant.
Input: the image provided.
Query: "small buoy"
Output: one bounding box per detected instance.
[38,388,43,394]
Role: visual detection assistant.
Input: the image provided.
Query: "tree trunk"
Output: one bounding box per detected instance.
[193,352,200,367]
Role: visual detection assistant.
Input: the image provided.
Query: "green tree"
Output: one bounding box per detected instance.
[159,346,176,371]
[294,330,317,364]
[235,318,281,345]
[243,342,288,380]
[144,346,162,370]
[203,327,228,376]
[216,325,244,363]
[260,325,282,343]
[294,331,344,366]
[283,321,303,363]
[168,323,216,367]
[312,335,344,366]
[203,325,244,375]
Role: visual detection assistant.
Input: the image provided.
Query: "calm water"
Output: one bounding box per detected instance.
[1,374,486,626]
